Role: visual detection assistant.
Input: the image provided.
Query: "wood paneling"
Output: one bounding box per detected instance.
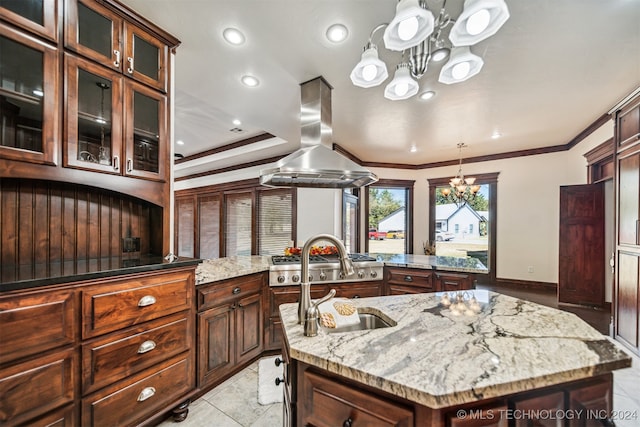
[0,179,162,280]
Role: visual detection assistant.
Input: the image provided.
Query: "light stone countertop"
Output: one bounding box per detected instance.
[195,253,488,285]
[280,290,632,409]
[195,256,271,285]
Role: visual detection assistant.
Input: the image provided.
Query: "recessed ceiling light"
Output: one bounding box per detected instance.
[326,23,349,43]
[410,145,417,153]
[491,132,502,139]
[241,75,260,87]
[176,140,185,145]
[419,90,435,100]
[223,27,245,45]
[232,119,242,126]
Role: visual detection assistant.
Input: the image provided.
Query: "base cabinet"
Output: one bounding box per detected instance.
[197,273,265,388]
[288,357,614,427]
[385,267,474,295]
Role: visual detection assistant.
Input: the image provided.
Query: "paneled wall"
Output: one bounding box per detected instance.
[0,179,162,281]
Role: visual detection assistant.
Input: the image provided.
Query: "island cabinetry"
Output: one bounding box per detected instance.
[435,271,473,292]
[0,288,76,426]
[79,266,196,426]
[197,273,265,388]
[65,0,169,92]
[265,280,382,351]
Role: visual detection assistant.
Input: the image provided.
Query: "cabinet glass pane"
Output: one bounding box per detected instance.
[133,34,159,80]
[132,91,159,173]
[78,2,113,58]
[225,193,252,256]
[77,69,113,165]
[0,35,43,152]
[0,0,43,25]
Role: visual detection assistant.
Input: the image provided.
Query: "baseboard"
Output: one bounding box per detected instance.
[493,277,557,291]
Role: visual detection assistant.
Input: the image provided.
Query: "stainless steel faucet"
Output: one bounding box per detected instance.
[298,234,355,325]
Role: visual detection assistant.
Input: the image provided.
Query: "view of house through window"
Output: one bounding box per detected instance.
[434,184,489,267]
[368,187,408,254]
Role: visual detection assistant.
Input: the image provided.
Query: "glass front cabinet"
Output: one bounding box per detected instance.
[0,21,58,165]
[0,0,58,42]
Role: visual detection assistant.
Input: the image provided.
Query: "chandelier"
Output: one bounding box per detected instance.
[441,143,480,206]
[350,0,509,101]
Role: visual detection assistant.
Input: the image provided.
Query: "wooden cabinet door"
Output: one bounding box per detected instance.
[436,272,473,292]
[617,100,640,148]
[616,251,639,349]
[447,405,508,427]
[198,304,233,387]
[0,22,59,166]
[65,0,123,72]
[558,183,605,307]
[567,375,613,427]
[0,0,59,42]
[123,21,168,92]
[123,78,167,181]
[64,53,123,174]
[618,151,640,246]
[235,292,263,365]
[512,392,564,427]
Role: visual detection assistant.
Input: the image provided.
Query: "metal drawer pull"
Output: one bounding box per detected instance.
[126,158,133,173]
[343,418,353,427]
[112,155,119,171]
[137,295,157,307]
[404,275,413,282]
[113,50,121,67]
[137,386,156,402]
[137,340,156,354]
[232,287,241,294]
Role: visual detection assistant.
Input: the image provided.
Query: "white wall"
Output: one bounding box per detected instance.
[369,120,614,285]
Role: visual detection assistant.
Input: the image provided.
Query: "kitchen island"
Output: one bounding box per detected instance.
[280,290,631,426]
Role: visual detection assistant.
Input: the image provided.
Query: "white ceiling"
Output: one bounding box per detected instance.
[121,0,640,176]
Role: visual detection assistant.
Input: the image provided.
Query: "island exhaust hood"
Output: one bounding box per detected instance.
[259,77,378,188]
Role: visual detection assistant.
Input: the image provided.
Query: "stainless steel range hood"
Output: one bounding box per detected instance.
[260,77,378,188]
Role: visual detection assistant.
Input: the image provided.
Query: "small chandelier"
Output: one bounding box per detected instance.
[350,0,509,101]
[441,143,480,206]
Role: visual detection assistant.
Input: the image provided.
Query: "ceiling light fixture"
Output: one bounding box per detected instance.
[232,119,242,126]
[351,0,509,100]
[223,27,245,45]
[419,90,435,100]
[241,75,259,87]
[176,140,185,145]
[491,131,501,139]
[326,23,349,43]
[440,143,480,206]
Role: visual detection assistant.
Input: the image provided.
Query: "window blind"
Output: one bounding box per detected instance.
[258,190,292,255]
[225,192,252,256]
[198,195,220,259]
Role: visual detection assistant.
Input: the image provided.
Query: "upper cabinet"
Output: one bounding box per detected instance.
[0,22,59,165]
[617,96,640,149]
[65,0,168,92]
[0,0,59,42]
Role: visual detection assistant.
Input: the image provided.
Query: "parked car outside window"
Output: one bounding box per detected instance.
[435,231,454,241]
[368,228,386,240]
[386,230,405,239]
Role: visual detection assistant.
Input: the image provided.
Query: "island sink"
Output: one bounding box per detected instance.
[325,312,395,333]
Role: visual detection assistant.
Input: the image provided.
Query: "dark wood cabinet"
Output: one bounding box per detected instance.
[197,273,265,388]
[447,405,508,427]
[65,0,169,92]
[0,21,59,165]
[0,0,59,42]
[386,267,435,294]
[436,271,474,292]
[511,392,563,427]
[614,92,640,356]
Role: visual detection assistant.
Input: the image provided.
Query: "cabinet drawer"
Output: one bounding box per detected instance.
[82,354,193,427]
[27,404,76,427]
[386,267,435,290]
[302,369,414,427]
[333,282,382,299]
[198,273,264,311]
[82,312,191,394]
[435,272,473,292]
[269,285,329,316]
[82,270,193,338]
[0,289,76,365]
[0,348,76,427]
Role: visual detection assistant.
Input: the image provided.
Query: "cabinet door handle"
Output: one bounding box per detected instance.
[113,49,121,67]
[343,417,353,427]
[127,56,134,74]
[404,275,413,282]
[137,295,157,307]
[112,155,120,171]
[137,386,156,402]
[230,303,237,310]
[232,287,241,294]
[137,340,157,354]
[274,357,283,367]
[275,377,284,386]
[126,158,133,172]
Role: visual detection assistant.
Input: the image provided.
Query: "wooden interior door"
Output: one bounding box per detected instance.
[559,183,605,306]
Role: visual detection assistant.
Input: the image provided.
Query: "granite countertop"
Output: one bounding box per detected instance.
[280,291,632,409]
[196,256,271,285]
[372,253,489,274]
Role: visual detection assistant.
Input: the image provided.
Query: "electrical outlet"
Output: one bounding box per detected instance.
[527,266,534,273]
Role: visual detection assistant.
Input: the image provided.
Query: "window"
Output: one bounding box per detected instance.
[364,179,414,254]
[198,195,220,259]
[258,189,293,255]
[225,192,252,256]
[428,173,498,284]
[343,190,359,253]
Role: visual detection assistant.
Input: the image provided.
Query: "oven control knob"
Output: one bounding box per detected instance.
[277,276,285,283]
[357,271,365,279]
[339,272,345,279]
[370,271,378,278]
[292,274,300,283]
[319,272,327,280]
